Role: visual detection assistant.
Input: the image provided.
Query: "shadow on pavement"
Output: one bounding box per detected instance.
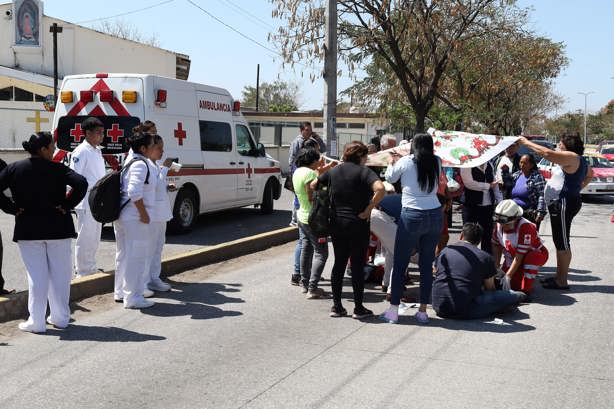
[141,281,244,320]
[100,208,292,246]
[46,326,166,342]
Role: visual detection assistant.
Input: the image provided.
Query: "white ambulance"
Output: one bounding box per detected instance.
[52,73,282,232]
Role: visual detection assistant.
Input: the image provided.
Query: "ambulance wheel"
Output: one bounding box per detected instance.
[171,189,197,233]
[260,181,274,214]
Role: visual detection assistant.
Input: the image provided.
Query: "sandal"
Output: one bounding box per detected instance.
[542,280,569,290]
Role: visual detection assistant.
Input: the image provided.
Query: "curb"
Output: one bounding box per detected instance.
[0,226,298,323]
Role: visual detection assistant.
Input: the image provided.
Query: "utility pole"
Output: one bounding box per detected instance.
[578,91,594,145]
[256,64,260,112]
[323,0,337,157]
[50,23,63,103]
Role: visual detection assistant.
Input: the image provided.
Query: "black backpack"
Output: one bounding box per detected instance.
[88,158,150,224]
[308,177,333,237]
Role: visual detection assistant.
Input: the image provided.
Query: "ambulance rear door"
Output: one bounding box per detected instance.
[54,75,145,168]
[197,91,238,207]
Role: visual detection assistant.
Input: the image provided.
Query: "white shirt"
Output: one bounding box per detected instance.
[119,153,156,222]
[460,164,503,206]
[384,155,441,210]
[70,140,106,210]
[150,162,173,222]
[495,155,513,182]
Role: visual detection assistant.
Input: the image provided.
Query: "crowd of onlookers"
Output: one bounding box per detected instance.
[0,118,174,333]
[0,119,593,332]
[288,124,593,323]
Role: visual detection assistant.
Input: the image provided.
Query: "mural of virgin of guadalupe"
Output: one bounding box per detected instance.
[15,0,40,46]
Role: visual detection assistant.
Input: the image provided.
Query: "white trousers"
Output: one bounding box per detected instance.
[75,207,102,275]
[18,239,72,329]
[370,209,397,289]
[114,219,151,307]
[147,221,166,283]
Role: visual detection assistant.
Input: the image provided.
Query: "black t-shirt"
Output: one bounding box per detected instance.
[431,241,496,317]
[318,162,380,225]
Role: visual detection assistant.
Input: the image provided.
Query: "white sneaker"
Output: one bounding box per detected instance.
[148,279,171,292]
[124,299,155,309]
[143,289,155,298]
[46,317,68,329]
[18,320,46,333]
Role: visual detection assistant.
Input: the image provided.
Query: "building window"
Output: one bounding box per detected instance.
[199,120,232,152]
[34,94,46,102]
[314,122,323,128]
[336,122,347,128]
[14,87,34,102]
[348,122,366,129]
[0,87,13,101]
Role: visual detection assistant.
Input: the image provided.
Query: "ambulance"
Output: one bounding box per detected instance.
[52,73,282,232]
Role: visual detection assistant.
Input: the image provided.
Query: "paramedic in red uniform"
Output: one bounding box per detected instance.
[492,200,548,294]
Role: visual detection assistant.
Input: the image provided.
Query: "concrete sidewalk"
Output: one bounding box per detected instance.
[0,201,613,408]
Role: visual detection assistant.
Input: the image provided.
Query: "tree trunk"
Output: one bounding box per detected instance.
[415,107,426,133]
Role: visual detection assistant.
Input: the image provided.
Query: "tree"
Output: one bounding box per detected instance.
[241,80,300,112]
[270,0,525,132]
[94,20,160,47]
[441,32,567,134]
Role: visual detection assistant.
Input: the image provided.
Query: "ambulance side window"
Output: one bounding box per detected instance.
[200,121,232,152]
[236,125,256,156]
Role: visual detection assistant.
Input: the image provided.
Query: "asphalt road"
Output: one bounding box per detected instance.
[0,196,613,408]
[0,189,296,292]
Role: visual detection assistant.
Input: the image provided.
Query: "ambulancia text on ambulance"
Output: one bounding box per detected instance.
[52,73,282,232]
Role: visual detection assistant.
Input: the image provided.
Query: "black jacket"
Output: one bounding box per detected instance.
[0,157,88,242]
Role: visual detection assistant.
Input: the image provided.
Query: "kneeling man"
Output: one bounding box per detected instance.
[432,223,525,319]
[492,200,549,294]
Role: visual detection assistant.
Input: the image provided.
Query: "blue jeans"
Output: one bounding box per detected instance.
[390,207,443,305]
[465,290,524,319]
[293,227,304,276]
[298,222,328,290]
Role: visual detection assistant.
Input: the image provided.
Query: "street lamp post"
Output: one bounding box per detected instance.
[578,91,594,145]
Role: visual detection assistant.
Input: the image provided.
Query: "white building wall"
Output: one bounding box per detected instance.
[0,3,177,79]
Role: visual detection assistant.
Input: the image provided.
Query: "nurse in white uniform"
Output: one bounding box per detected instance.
[114,132,157,309]
[146,134,174,292]
[70,117,106,278]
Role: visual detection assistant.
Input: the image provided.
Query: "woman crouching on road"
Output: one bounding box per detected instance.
[114,132,157,309]
[0,132,87,333]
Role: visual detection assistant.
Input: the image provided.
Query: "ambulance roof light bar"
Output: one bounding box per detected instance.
[232,100,241,115]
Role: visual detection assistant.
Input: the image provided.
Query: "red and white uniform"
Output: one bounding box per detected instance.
[492,218,549,293]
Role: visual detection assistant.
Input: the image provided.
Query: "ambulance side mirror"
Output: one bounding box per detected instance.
[256,143,266,157]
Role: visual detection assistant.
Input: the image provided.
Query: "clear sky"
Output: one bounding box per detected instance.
[41,0,612,114]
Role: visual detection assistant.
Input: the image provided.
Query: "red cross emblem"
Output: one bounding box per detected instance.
[246,163,253,179]
[107,123,124,143]
[70,123,84,143]
[174,122,187,146]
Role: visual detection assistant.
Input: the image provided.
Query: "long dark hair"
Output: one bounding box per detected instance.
[412,133,438,193]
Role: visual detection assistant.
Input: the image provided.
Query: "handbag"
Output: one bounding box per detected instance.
[308,176,333,237]
[283,176,294,192]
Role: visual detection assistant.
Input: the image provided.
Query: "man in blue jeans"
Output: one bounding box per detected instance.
[431,223,525,319]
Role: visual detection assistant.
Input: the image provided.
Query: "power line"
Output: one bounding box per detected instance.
[186,0,279,57]
[75,0,176,24]
[220,0,275,31]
